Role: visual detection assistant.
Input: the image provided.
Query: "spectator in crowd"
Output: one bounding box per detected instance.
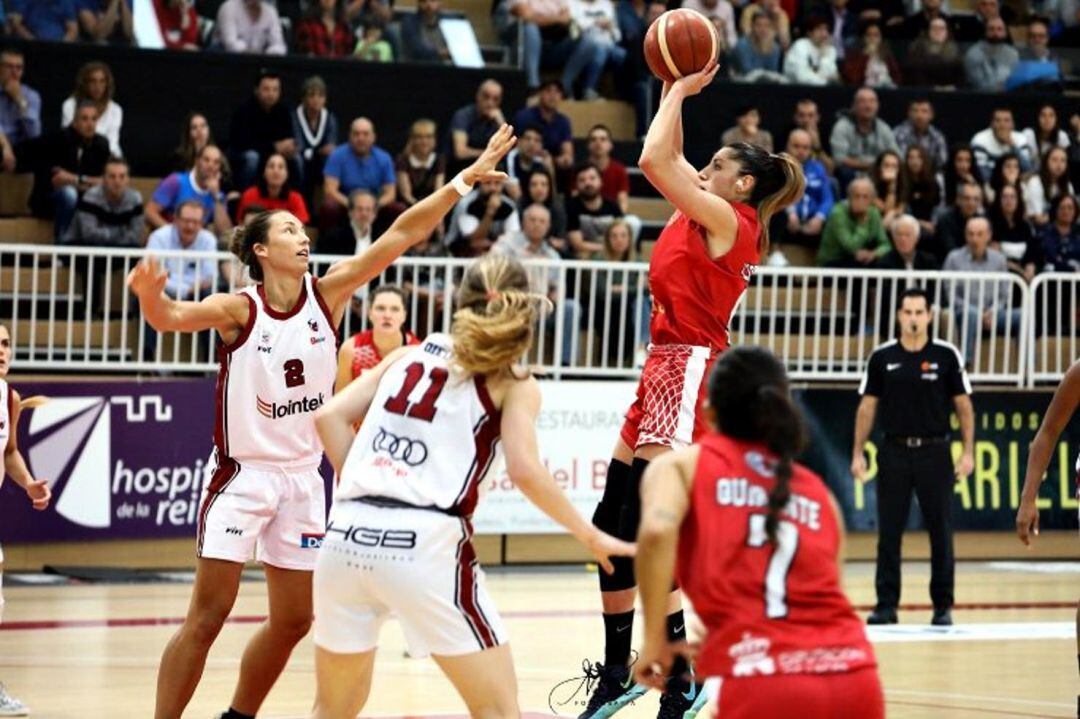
[721,106,774,152]
[228,70,296,190]
[1019,18,1060,66]
[77,0,134,44]
[292,76,339,204]
[1023,104,1070,169]
[964,17,1019,92]
[7,0,79,41]
[173,111,213,172]
[892,98,947,172]
[519,167,567,251]
[401,0,451,63]
[586,124,627,212]
[564,0,625,100]
[871,150,904,228]
[944,216,1021,366]
[216,0,287,55]
[320,189,376,256]
[146,143,231,235]
[989,184,1038,282]
[738,0,790,48]
[61,62,123,158]
[344,0,394,32]
[954,0,1014,42]
[448,80,505,172]
[296,0,353,57]
[817,0,859,58]
[512,81,574,171]
[567,163,622,257]
[505,0,573,92]
[445,176,520,256]
[0,129,14,173]
[892,0,956,40]
[818,177,889,267]
[681,0,737,54]
[613,0,664,139]
[1024,147,1075,227]
[235,153,309,224]
[932,180,984,265]
[771,129,833,264]
[944,144,983,206]
[31,101,110,242]
[322,117,397,234]
[730,10,785,83]
[396,118,446,206]
[354,20,394,62]
[971,108,1034,181]
[1037,194,1080,272]
[493,203,582,365]
[590,219,644,366]
[830,87,901,188]
[790,98,834,175]
[877,213,939,270]
[985,153,1022,206]
[783,16,840,86]
[152,0,200,50]
[505,125,554,200]
[901,145,939,235]
[65,156,144,247]
[143,200,217,361]
[0,47,41,152]
[902,16,963,89]
[842,20,901,88]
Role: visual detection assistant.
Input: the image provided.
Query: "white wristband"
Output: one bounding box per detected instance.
[450,173,473,197]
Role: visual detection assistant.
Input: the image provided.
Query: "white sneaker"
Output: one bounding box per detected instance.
[0,684,29,716]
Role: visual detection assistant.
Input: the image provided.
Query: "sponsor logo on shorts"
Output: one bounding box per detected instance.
[256,393,325,419]
[372,426,429,467]
[300,533,324,548]
[325,521,416,549]
[729,632,775,676]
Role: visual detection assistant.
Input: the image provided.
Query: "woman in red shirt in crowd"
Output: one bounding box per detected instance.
[334,284,419,393]
[235,153,310,225]
[296,0,354,58]
[153,0,200,50]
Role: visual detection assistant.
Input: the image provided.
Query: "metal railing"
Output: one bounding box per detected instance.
[1028,273,1080,386]
[0,244,1059,385]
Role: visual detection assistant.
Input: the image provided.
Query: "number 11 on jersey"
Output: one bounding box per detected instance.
[384,362,449,422]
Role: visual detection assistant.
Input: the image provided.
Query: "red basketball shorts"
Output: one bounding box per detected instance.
[620,344,716,450]
[711,667,885,719]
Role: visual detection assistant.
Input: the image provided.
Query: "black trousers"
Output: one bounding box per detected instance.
[875,442,955,611]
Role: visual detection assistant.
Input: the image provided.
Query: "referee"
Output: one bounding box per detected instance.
[851,287,975,627]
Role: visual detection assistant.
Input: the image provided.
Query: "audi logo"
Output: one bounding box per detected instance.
[372,427,429,467]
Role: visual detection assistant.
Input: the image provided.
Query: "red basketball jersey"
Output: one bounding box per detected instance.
[677,433,876,679]
[350,329,420,379]
[648,203,760,351]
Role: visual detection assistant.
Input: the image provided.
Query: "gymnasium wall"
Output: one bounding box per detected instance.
[1,378,1076,569]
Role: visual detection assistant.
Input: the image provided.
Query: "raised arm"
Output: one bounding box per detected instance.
[315,125,517,322]
[127,258,249,340]
[634,447,696,689]
[500,376,635,573]
[638,60,738,243]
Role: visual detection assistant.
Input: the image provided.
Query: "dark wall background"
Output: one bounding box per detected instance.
[11,40,528,177]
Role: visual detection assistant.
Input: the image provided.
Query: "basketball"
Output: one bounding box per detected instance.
[643,8,719,84]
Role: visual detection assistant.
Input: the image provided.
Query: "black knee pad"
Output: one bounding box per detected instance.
[616,457,650,541]
[600,555,636,592]
[592,458,631,534]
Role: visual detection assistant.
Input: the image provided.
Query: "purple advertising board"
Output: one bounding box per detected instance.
[1,379,221,542]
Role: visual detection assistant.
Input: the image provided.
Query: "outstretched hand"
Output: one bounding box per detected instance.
[466,124,517,184]
[127,258,167,299]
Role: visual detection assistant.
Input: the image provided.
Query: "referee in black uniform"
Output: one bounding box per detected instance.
[852,287,975,626]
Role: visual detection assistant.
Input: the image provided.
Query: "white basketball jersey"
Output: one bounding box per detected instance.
[0,379,10,451]
[215,274,337,467]
[337,333,503,517]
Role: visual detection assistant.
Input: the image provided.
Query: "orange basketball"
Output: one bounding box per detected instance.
[643,9,719,84]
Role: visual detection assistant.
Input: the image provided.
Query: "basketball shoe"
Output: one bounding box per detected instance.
[0,683,28,717]
[576,661,634,719]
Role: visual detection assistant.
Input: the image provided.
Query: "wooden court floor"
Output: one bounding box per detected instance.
[0,561,1075,719]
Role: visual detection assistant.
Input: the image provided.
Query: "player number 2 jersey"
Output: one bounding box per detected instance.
[215,274,338,468]
[336,333,503,518]
[678,434,876,679]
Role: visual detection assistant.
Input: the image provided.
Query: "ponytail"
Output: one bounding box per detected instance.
[753,385,804,543]
[723,143,807,255]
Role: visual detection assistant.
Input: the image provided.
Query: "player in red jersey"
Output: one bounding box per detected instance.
[334,285,420,393]
[634,346,884,719]
[581,61,805,717]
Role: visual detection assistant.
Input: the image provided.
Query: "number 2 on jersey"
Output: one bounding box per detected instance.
[384,362,449,422]
[746,514,799,619]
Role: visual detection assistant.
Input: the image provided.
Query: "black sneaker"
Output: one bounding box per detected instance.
[931,608,953,626]
[576,661,633,719]
[656,671,698,719]
[867,607,898,625]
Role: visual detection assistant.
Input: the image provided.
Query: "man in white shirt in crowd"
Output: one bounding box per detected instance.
[783,15,839,86]
[216,0,287,55]
[970,107,1035,180]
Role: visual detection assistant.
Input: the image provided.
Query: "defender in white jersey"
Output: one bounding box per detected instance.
[127,127,518,719]
[0,324,52,717]
[310,254,636,719]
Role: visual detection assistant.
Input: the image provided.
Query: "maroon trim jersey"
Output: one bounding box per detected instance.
[648,204,760,351]
[678,433,876,679]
